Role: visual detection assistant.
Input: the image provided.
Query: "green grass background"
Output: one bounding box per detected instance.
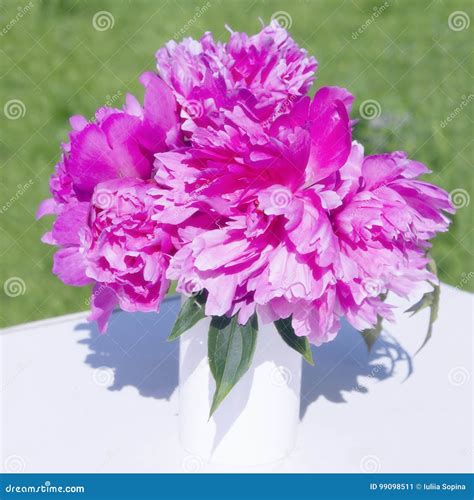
[1,0,473,327]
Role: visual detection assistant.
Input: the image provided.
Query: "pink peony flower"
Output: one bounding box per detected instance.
[37,71,181,219]
[154,86,352,224]
[161,82,453,342]
[332,146,454,300]
[37,72,182,329]
[166,185,343,344]
[156,21,317,132]
[38,23,454,345]
[40,177,174,332]
[85,178,173,331]
[158,87,354,344]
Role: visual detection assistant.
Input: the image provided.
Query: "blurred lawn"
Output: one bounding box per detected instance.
[1,0,473,327]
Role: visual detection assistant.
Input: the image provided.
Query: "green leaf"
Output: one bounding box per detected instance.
[167,293,206,341]
[208,314,258,416]
[404,254,440,353]
[360,315,383,352]
[405,293,433,316]
[415,283,440,354]
[360,293,386,352]
[274,317,314,365]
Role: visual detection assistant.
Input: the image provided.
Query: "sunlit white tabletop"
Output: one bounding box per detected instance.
[1,284,472,473]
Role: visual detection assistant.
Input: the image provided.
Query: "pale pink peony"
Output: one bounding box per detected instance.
[162,83,453,342]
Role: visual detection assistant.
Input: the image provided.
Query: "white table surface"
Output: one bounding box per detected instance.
[1,284,473,473]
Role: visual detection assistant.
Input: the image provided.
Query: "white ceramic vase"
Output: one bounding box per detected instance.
[178,314,302,466]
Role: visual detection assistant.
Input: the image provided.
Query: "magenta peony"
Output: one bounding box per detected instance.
[37,71,181,330]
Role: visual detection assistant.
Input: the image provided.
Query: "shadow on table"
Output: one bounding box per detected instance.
[75,297,412,417]
[76,295,181,401]
[300,319,412,418]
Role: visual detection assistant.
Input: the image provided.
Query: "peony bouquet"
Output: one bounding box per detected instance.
[38,22,454,414]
